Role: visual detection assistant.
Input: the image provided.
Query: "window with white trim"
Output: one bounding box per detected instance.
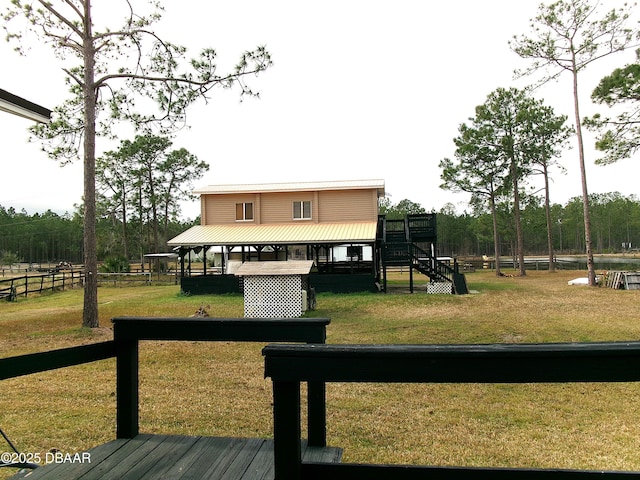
[293,200,312,220]
[236,202,254,221]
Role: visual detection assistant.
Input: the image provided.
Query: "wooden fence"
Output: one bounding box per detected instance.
[0,271,181,301]
[0,269,84,300]
[96,272,178,287]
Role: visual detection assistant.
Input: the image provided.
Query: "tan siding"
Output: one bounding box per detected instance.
[318,189,378,222]
[260,192,315,223]
[203,194,257,225]
[202,188,379,225]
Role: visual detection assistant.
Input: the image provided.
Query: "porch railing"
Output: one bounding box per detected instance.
[1,316,330,470]
[264,341,640,480]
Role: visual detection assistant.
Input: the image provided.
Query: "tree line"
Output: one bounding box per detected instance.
[372,192,640,259]
[435,192,640,258]
[1,132,205,270]
[382,193,640,259]
[0,205,196,270]
[0,208,81,269]
[4,191,639,271]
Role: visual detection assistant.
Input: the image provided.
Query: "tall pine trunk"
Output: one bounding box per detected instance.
[511,161,526,276]
[121,191,129,261]
[542,161,556,272]
[490,191,502,277]
[82,0,99,328]
[572,62,596,286]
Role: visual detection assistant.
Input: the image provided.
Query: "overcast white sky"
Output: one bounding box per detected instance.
[1,0,638,220]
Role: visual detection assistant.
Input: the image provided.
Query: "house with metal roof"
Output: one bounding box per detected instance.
[168,179,385,293]
[168,179,468,295]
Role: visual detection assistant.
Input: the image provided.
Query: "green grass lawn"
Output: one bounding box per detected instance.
[1,269,640,476]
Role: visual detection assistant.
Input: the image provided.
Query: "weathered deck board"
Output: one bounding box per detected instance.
[10,435,342,480]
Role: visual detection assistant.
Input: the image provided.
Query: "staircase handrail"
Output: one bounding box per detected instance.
[411,244,455,283]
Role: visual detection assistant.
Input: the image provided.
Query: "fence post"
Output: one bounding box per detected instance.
[307,380,326,447]
[116,338,139,438]
[273,380,302,480]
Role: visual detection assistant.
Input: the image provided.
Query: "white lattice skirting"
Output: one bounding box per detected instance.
[426,282,453,294]
[243,275,303,318]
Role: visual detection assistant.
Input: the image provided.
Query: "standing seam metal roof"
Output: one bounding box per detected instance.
[193,179,385,195]
[167,222,378,247]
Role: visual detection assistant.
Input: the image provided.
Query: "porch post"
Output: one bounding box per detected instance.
[222,246,226,274]
[273,380,301,480]
[307,380,326,447]
[116,338,139,438]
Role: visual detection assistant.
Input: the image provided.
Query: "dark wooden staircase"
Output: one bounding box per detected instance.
[377,214,468,294]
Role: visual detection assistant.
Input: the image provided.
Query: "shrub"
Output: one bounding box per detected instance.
[99,256,130,273]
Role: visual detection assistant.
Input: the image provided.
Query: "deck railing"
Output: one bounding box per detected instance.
[406,213,436,241]
[264,341,640,480]
[0,317,330,470]
[112,316,328,444]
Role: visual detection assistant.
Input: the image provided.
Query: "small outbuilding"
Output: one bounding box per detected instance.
[235,260,315,318]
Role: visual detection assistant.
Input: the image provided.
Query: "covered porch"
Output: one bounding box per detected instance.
[167,222,380,294]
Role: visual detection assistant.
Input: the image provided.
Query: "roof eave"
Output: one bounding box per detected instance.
[193,179,385,197]
[0,89,51,124]
[168,239,376,247]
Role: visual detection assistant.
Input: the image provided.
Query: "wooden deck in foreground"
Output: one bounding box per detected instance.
[12,434,342,480]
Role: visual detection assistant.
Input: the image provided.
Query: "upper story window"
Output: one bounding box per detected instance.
[236,202,254,221]
[293,200,312,220]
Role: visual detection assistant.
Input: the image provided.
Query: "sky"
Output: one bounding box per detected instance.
[1,0,639,221]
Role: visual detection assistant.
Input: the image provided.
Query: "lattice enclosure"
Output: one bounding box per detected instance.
[243,274,304,318]
[426,282,453,294]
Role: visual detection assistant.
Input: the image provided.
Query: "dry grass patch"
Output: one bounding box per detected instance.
[2,271,640,477]
[137,341,273,439]
[326,382,640,470]
[317,270,640,345]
